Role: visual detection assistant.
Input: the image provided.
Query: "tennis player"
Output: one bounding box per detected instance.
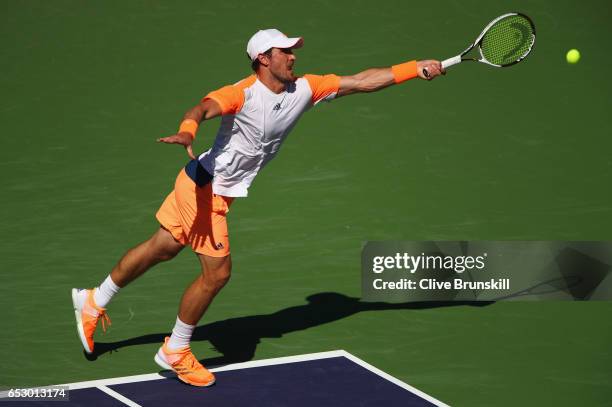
[71,28,444,387]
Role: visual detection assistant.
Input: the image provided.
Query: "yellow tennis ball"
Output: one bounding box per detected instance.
[566,49,580,64]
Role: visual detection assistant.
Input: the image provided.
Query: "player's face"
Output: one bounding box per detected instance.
[268,48,297,82]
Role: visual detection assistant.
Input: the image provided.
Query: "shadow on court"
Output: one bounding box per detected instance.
[86,293,492,365]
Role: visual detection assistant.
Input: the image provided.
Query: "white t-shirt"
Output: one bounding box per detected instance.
[198,73,340,197]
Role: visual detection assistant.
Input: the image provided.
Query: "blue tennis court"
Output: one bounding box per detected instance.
[1,351,449,406]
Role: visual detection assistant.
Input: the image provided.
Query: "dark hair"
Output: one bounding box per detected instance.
[250,48,272,72]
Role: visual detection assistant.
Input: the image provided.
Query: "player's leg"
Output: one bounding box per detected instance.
[71,226,185,354]
[152,166,234,386]
[177,253,232,325]
[109,226,185,288]
[154,253,231,387]
[72,164,190,354]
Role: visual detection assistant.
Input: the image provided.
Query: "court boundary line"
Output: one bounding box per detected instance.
[97,385,143,407]
[60,350,345,390]
[54,350,448,406]
[339,350,450,407]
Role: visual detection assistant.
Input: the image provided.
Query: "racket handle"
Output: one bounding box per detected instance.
[441,55,462,70]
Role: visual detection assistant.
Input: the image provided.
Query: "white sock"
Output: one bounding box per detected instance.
[167,317,195,350]
[93,275,120,308]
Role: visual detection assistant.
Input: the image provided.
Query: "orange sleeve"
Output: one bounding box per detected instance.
[304,74,341,105]
[202,75,256,115]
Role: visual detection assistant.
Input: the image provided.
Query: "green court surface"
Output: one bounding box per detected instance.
[1,1,611,406]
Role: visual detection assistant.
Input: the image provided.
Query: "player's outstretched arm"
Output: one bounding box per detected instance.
[157,98,222,159]
[336,60,444,98]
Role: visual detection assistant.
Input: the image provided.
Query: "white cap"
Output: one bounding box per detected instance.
[246,29,303,61]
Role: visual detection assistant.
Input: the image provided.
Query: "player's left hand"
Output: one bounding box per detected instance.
[157,132,195,159]
[417,60,445,80]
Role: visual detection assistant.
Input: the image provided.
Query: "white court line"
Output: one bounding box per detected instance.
[60,350,346,390]
[211,350,346,373]
[54,350,449,406]
[339,351,450,407]
[97,385,143,407]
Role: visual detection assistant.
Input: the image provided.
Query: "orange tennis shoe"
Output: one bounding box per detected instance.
[154,337,216,387]
[71,288,111,354]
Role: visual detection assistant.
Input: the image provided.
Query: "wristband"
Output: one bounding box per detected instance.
[179,119,198,139]
[391,60,418,84]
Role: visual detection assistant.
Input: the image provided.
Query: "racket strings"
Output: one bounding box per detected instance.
[480,15,535,66]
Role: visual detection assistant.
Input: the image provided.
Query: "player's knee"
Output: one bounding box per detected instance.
[212,264,232,288]
[216,272,231,289]
[149,240,182,263]
[144,244,178,263]
[205,257,232,289]
[149,227,184,263]
[155,248,179,262]
[198,253,232,290]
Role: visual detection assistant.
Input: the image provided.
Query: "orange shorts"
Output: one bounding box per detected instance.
[156,169,234,257]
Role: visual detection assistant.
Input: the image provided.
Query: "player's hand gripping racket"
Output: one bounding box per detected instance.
[423,12,536,77]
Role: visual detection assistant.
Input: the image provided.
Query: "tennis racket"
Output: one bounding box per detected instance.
[424,12,536,77]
